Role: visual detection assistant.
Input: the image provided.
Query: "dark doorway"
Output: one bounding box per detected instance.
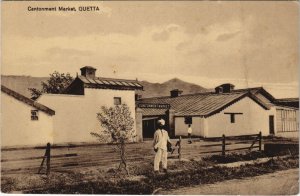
[142,118,158,138]
[269,115,275,135]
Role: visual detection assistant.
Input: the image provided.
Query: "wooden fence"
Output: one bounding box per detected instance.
[1,142,155,175]
[2,133,262,175]
[171,132,262,159]
[36,143,80,175]
[208,132,262,155]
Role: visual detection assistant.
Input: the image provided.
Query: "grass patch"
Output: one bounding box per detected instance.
[202,151,268,164]
[1,177,17,193]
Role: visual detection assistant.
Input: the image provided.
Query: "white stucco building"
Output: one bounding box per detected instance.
[1,85,55,147]
[38,66,143,144]
[138,83,299,138]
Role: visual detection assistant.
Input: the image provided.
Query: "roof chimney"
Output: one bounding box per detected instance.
[170,89,183,98]
[80,66,97,78]
[215,83,235,94]
[135,94,142,101]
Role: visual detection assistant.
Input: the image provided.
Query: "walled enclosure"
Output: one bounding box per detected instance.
[38,88,137,144]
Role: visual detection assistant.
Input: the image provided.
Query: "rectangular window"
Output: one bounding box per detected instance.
[224,112,243,124]
[184,116,192,124]
[230,114,235,123]
[31,110,39,121]
[114,97,121,105]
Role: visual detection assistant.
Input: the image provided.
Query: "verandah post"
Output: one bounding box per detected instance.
[222,134,226,156]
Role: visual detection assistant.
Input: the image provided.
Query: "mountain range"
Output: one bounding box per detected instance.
[139,78,208,98]
[1,75,208,99]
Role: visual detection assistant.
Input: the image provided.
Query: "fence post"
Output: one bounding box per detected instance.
[46,143,51,175]
[178,136,182,161]
[258,131,262,151]
[38,142,51,175]
[222,134,226,156]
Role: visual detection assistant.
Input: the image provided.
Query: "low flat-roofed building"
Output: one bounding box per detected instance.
[138,83,299,138]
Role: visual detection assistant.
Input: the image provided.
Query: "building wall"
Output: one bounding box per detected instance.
[174,117,204,136]
[38,88,136,144]
[205,97,275,137]
[1,92,53,147]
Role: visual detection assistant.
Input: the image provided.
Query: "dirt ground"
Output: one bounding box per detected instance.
[160,168,299,195]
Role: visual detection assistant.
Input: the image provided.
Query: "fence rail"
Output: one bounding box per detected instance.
[220,132,262,155]
[172,132,262,158]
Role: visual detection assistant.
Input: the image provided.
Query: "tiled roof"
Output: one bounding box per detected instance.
[1,85,55,115]
[138,87,271,117]
[77,76,143,90]
[141,108,168,116]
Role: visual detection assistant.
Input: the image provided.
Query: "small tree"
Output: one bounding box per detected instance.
[90,103,135,175]
[29,71,73,99]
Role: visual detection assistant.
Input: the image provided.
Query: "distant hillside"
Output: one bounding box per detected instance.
[139,78,208,98]
[1,75,49,98]
[1,75,207,99]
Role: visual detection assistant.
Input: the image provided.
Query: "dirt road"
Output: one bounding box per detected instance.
[160,168,299,195]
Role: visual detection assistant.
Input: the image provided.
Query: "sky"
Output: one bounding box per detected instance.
[2,1,299,98]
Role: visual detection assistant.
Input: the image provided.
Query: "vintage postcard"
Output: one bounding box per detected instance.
[1,0,299,194]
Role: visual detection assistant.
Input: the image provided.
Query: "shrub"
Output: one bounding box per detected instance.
[91,103,136,175]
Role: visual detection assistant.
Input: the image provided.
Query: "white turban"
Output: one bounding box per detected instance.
[158,119,165,126]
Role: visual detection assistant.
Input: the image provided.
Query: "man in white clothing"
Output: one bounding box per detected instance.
[153,119,171,173]
[188,124,193,144]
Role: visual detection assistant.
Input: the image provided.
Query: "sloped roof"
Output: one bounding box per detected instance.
[77,75,143,90]
[1,85,55,115]
[141,108,168,116]
[275,98,299,102]
[274,97,299,108]
[138,87,270,117]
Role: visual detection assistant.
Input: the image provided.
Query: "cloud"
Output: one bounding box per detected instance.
[46,47,93,57]
[152,24,180,41]
[176,41,191,51]
[216,31,241,41]
[106,55,138,63]
[152,30,170,41]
